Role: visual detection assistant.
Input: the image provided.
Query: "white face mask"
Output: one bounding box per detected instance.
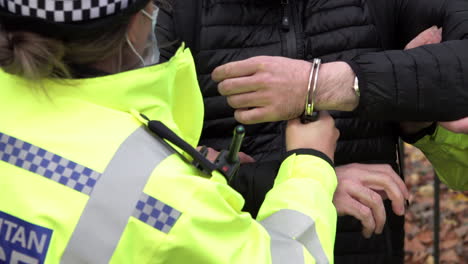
[126,4,160,67]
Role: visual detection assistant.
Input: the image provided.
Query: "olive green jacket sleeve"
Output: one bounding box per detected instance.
[414,126,468,190]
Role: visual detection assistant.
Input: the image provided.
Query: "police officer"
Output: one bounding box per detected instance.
[0,0,339,263]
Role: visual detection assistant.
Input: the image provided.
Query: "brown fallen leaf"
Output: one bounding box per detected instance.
[417,229,433,244]
[413,251,429,263]
[440,238,460,250]
[440,249,460,263]
[406,237,426,252]
[454,224,468,237]
[443,231,459,241]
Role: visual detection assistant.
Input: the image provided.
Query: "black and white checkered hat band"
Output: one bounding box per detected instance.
[0,0,137,22]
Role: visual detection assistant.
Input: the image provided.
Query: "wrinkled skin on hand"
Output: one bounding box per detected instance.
[333,164,409,238]
[213,56,311,124]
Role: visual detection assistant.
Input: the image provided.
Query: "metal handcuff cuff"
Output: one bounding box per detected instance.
[300,59,360,123]
[300,59,321,123]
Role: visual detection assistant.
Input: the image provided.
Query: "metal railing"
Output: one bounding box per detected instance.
[433,175,440,264]
[401,141,441,264]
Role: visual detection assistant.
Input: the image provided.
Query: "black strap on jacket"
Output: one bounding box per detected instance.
[147,119,217,173]
[145,117,243,183]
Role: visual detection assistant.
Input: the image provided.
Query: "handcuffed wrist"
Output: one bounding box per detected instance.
[301,58,321,123]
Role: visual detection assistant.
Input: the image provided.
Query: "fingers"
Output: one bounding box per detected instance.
[404,26,442,50]
[234,107,271,124]
[317,111,335,124]
[334,179,386,238]
[205,147,220,163]
[198,147,255,164]
[358,167,406,216]
[218,76,261,96]
[434,27,443,43]
[346,183,387,235]
[212,58,261,82]
[335,163,410,238]
[226,92,270,109]
[369,164,410,200]
[335,195,376,238]
[239,152,256,164]
[196,146,220,162]
[419,26,442,44]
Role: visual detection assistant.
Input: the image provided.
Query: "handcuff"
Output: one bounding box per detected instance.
[301,58,360,124]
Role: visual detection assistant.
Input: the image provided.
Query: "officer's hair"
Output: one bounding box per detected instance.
[0,22,129,81]
[0,0,170,81]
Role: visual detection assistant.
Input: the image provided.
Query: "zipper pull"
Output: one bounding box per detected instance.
[281,0,290,31]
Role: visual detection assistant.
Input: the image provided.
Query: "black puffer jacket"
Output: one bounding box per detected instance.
[157,0,468,263]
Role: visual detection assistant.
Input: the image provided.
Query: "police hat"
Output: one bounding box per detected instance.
[0,0,150,40]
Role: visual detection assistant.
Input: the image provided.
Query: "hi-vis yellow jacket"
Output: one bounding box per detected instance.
[415,126,468,190]
[0,46,337,264]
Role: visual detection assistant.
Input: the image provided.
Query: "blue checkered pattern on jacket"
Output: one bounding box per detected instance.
[133,193,181,233]
[0,132,101,195]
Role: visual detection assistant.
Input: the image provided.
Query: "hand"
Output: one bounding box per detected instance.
[213,56,359,124]
[213,56,312,124]
[404,26,442,50]
[286,111,339,161]
[440,117,468,134]
[197,146,256,164]
[333,164,410,238]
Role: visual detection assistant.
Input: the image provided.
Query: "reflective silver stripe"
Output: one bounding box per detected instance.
[263,228,305,264]
[61,127,174,264]
[260,209,329,264]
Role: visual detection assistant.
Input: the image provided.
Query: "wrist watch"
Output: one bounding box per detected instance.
[353,76,360,97]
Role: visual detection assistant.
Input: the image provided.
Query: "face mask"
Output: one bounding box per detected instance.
[126,4,160,67]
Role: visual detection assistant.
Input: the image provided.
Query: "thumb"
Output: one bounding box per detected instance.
[239,152,256,164]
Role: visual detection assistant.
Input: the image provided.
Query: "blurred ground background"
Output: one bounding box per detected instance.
[404,144,467,263]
